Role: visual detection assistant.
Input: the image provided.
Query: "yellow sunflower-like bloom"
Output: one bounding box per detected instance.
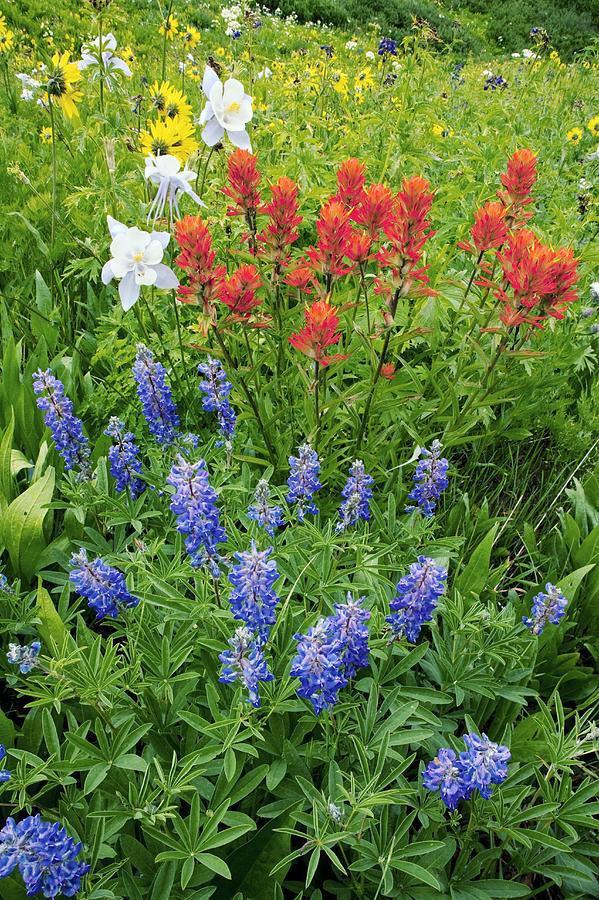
[588,115,599,137]
[432,123,453,138]
[159,16,179,39]
[140,115,198,163]
[47,51,83,119]
[182,26,200,48]
[40,126,53,143]
[566,127,583,143]
[0,28,14,52]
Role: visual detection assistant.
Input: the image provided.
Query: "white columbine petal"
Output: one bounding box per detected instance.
[227,129,252,151]
[118,271,140,311]
[202,65,220,99]
[103,218,176,310]
[154,264,180,290]
[202,118,225,147]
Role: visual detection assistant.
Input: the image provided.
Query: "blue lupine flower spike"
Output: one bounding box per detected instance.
[387,556,447,643]
[33,370,91,478]
[104,417,145,498]
[336,460,374,532]
[0,814,90,897]
[132,343,180,444]
[248,479,283,538]
[219,626,274,707]
[227,542,280,643]
[198,356,236,450]
[291,619,346,715]
[70,549,140,620]
[167,454,227,575]
[7,642,41,674]
[0,745,10,783]
[329,593,370,679]
[406,440,449,517]
[523,583,567,635]
[423,732,510,810]
[287,443,321,523]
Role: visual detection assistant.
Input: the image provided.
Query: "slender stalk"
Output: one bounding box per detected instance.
[456,250,483,315]
[48,97,58,249]
[213,328,277,465]
[355,287,400,450]
[98,13,105,116]
[314,360,321,449]
[161,0,173,82]
[199,145,216,200]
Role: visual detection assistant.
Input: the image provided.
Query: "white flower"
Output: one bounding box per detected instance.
[78,33,131,89]
[199,65,253,151]
[256,67,272,80]
[511,52,521,58]
[101,216,179,311]
[365,50,375,60]
[144,154,206,224]
[345,40,358,50]
[591,282,599,304]
[483,69,494,77]
[522,48,534,58]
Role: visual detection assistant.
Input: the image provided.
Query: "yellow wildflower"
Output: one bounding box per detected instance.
[587,115,599,137]
[140,116,198,162]
[432,123,453,138]
[215,46,226,57]
[566,127,583,144]
[40,126,53,143]
[182,26,200,48]
[159,16,179,39]
[0,29,14,52]
[47,51,83,119]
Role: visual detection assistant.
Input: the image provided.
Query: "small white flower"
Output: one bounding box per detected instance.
[522,48,534,58]
[256,67,272,80]
[78,33,132,89]
[511,52,521,58]
[590,282,599,304]
[365,50,375,60]
[101,216,179,311]
[199,65,253,150]
[345,40,358,50]
[144,154,206,224]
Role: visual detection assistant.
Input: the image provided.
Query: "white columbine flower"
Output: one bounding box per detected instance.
[256,67,272,80]
[101,216,179,311]
[78,33,132,89]
[199,65,253,150]
[16,73,40,100]
[144,154,206,224]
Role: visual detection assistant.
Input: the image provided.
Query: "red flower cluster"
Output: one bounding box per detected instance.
[458,201,508,256]
[305,200,354,281]
[218,264,265,324]
[257,176,302,271]
[374,175,436,310]
[335,158,366,210]
[499,148,537,208]
[352,183,395,240]
[288,299,348,367]
[222,148,262,219]
[174,215,226,324]
[486,229,579,328]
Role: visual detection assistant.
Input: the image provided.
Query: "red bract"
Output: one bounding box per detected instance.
[488,230,579,328]
[174,215,226,313]
[346,229,373,264]
[380,362,396,380]
[306,199,354,280]
[257,176,302,270]
[498,149,537,217]
[375,175,436,305]
[285,263,316,294]
[218,264,264,323]
[289,299,348,366]
[222,149,262,217]
[458,201,509,255]
[352,183,395,239]
[335,158,366,209]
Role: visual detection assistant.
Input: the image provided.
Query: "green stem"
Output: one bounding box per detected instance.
[172,292,191,391]
[161,0,173,82]
[314,360,321,449]
[199,145,216,200]
[48,98,58,250]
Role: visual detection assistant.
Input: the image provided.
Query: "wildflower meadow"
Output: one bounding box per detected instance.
[0,0,599,897]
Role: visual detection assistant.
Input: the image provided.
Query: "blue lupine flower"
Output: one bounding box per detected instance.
[458,732,510,800]
[405,440,449,517]
[0,746,10,783]
[0,575,13,595]
[33,370,91,478]
[484,74,508,91]
[104,417,145,498]
[423,748,468,811]
[197,357,236,449]
[291,619,345,715]
[7,642,41,674]
[287,443,321,523]
[320,44,334,58]
[336,460,374,532]
[0,813,90,897]
[132,344,180,444]
[228,542,280,643]
[378,36,397,56]
[451,61,465,85]
[329,594,370,679]
[523,583,567,635]
[167,454,227,575]
[386,556,447,643]
[248,479,283,538]
[219,626,274,707]
[70,549,140,620]
[231,29,242,39]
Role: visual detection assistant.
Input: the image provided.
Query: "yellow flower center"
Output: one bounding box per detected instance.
[227,101,241,113]
[132,251,145,263]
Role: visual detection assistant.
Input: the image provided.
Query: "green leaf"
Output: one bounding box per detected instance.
[1,467,55,580]
[455,523,499,598]
[35,580,67,647]
[391,859,442,889]
[0,413,15,507]
[84,764,110,794]
[197,853,231,879]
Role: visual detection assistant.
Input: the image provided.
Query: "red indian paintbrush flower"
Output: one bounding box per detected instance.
[352,183,395,239]
[218,264,264,323]
[289,299,348,366]
[375,175,436,310]
[346,229,373,264]
[458,201,509,255]
[335,158,366,209]
[497,149,537,224]
[285,263,316,294]
[174,215,226,312]
[305,199,354,281]
[257,176,302,270]
[222,148,262,217]
[483,229,579,328]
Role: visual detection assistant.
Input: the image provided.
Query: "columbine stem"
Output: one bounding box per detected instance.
[48,97,58,249]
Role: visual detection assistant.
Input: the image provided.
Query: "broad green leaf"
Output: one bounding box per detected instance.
[2,467,55,580]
